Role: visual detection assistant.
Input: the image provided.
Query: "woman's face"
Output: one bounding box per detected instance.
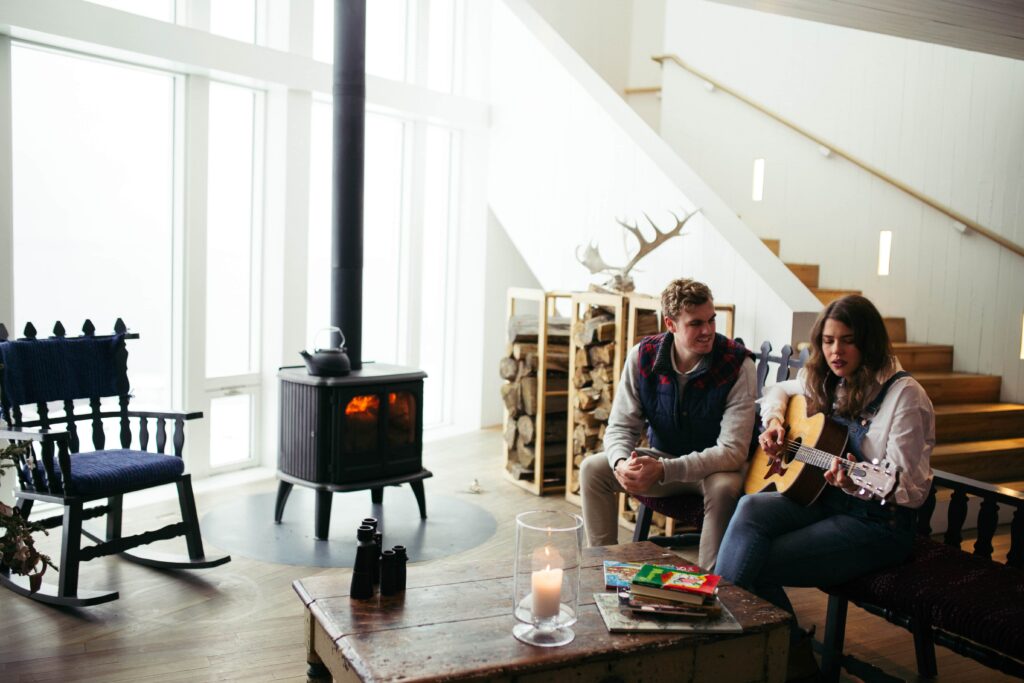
[821,318,862,378]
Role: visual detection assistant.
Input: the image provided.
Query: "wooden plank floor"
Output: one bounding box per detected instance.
[0,427,1017,682]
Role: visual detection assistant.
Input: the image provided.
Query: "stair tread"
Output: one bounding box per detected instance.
[812,288,861,293]
[933,437,1024,455]
[934,403,1024,415]
[913,371,999,380]
[893,342,954,352]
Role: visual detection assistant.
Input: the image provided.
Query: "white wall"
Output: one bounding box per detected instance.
[480,210,544,427]
[525,0,634,95]
[625,0,666,130]
[488,0,821,358]
[526,0,666,130]
[659,0,1024,402]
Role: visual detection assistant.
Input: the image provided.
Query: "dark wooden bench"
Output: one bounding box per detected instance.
[744,341,1024,680]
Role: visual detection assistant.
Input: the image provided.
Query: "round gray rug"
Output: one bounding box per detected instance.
[201,487,497,568]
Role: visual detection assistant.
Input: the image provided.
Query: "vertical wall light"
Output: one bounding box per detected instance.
[1019,313,1024,360]
[751,158,765,202]
[877,230,893,276]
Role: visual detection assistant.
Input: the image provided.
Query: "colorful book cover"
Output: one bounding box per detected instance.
[631,564,721,596]
[593,593,743,634]
[603,560,703,589]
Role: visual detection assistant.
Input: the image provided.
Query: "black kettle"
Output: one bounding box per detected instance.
[300,327,352,376]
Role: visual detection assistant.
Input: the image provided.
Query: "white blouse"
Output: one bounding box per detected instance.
[758,360,935,509]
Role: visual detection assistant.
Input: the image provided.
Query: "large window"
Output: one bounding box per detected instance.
[86,0,174,22]
[307,103,406,365]
[205,80,264,469]
[11,44,177,410]
[307,101,460,428]
[313,0,462,92]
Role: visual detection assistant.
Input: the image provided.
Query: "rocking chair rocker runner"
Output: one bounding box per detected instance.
[0,319,230,607]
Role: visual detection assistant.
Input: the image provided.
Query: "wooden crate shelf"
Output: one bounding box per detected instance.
[501,288,573,496]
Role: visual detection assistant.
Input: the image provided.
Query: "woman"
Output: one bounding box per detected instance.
[716,295,934,677]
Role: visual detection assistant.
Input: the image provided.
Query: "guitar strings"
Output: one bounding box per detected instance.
[769,439,859,470]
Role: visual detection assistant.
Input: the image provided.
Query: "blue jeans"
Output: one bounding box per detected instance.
[716,488,916,631]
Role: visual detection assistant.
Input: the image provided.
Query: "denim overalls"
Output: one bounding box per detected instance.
[717,371,921,618]
[817,371,919,533]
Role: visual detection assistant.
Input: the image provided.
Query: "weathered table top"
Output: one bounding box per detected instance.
[294,542,791,682]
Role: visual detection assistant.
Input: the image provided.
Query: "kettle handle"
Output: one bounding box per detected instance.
[312,326,346,352]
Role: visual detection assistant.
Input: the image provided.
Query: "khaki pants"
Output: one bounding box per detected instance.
[579,453,744,571]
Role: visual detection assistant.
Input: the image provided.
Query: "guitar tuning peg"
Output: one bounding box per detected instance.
[871,458,879,465]
[858,488,866,496]
[879,498,887,506]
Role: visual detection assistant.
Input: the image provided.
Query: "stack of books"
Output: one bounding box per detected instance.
[596,561,742,633]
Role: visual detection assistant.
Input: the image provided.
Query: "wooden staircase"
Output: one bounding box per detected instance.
[763,238,1024,483]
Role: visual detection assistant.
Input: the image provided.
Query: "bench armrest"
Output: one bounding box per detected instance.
[933,469,1024,506]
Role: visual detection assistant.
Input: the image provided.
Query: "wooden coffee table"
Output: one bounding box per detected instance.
[293,542,791,682]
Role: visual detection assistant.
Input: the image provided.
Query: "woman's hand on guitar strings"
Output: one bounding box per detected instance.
[824,453,859,493]
[759,419,786,460]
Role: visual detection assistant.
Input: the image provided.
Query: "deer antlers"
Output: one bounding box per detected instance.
[576,209,700,292]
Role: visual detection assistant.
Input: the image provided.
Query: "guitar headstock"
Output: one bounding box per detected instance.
[848,459,898,501]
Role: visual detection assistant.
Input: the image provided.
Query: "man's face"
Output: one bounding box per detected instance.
[665,301,716,356]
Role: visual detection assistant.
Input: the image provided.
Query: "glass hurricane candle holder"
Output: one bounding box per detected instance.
[512,510,584,647]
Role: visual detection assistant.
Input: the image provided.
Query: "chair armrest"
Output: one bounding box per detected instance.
[125,410,203,421]
[0,426,69,444]
[0,426,72,495]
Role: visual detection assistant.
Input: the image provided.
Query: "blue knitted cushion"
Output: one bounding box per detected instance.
[0,335,128,409]
[57,450,184,498]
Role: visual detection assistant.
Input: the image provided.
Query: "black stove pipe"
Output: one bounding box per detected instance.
[330,0,365,370]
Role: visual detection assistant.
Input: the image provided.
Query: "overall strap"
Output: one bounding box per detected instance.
[863,370,911,417]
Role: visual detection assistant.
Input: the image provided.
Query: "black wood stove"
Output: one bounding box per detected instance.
[274,0,431,540]
[275,365,429,540]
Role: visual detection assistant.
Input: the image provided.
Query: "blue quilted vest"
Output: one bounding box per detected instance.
[635,332,752,456]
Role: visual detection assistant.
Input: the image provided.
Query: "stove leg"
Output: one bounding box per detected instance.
[371,487,383,504]
[315,489,333,540]
[410,480,427,519]
[275,481,294,523]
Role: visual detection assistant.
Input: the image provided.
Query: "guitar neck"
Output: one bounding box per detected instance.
[791,443,854,472]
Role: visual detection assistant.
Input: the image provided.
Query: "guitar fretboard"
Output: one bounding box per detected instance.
[780,441,856,472]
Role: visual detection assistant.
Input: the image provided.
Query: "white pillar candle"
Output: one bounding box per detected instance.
[531,565,563,619]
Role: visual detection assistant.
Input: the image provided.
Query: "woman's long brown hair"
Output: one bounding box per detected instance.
[804,295,895,418]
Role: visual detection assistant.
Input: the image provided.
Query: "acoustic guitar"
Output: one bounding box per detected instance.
[744,395,898,506]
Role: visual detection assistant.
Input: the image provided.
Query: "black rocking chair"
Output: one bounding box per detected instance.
[0,319,230,607]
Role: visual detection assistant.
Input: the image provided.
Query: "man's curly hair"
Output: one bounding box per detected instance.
[660,278,712,320]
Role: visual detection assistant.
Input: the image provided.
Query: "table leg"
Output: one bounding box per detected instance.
[305,610,331,682]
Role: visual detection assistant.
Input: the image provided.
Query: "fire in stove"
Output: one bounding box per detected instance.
[342,392,417,453]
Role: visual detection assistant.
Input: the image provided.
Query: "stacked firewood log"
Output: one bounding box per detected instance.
[567,304,619,495]
[500,322,570,483]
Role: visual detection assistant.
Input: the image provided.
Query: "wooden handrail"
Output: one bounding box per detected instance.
[653,53,1024,259]
[624,85,662,95]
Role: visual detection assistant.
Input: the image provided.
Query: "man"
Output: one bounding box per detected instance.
[579,278,755,570]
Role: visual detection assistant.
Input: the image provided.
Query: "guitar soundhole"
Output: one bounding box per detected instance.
[784,437,802,465]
